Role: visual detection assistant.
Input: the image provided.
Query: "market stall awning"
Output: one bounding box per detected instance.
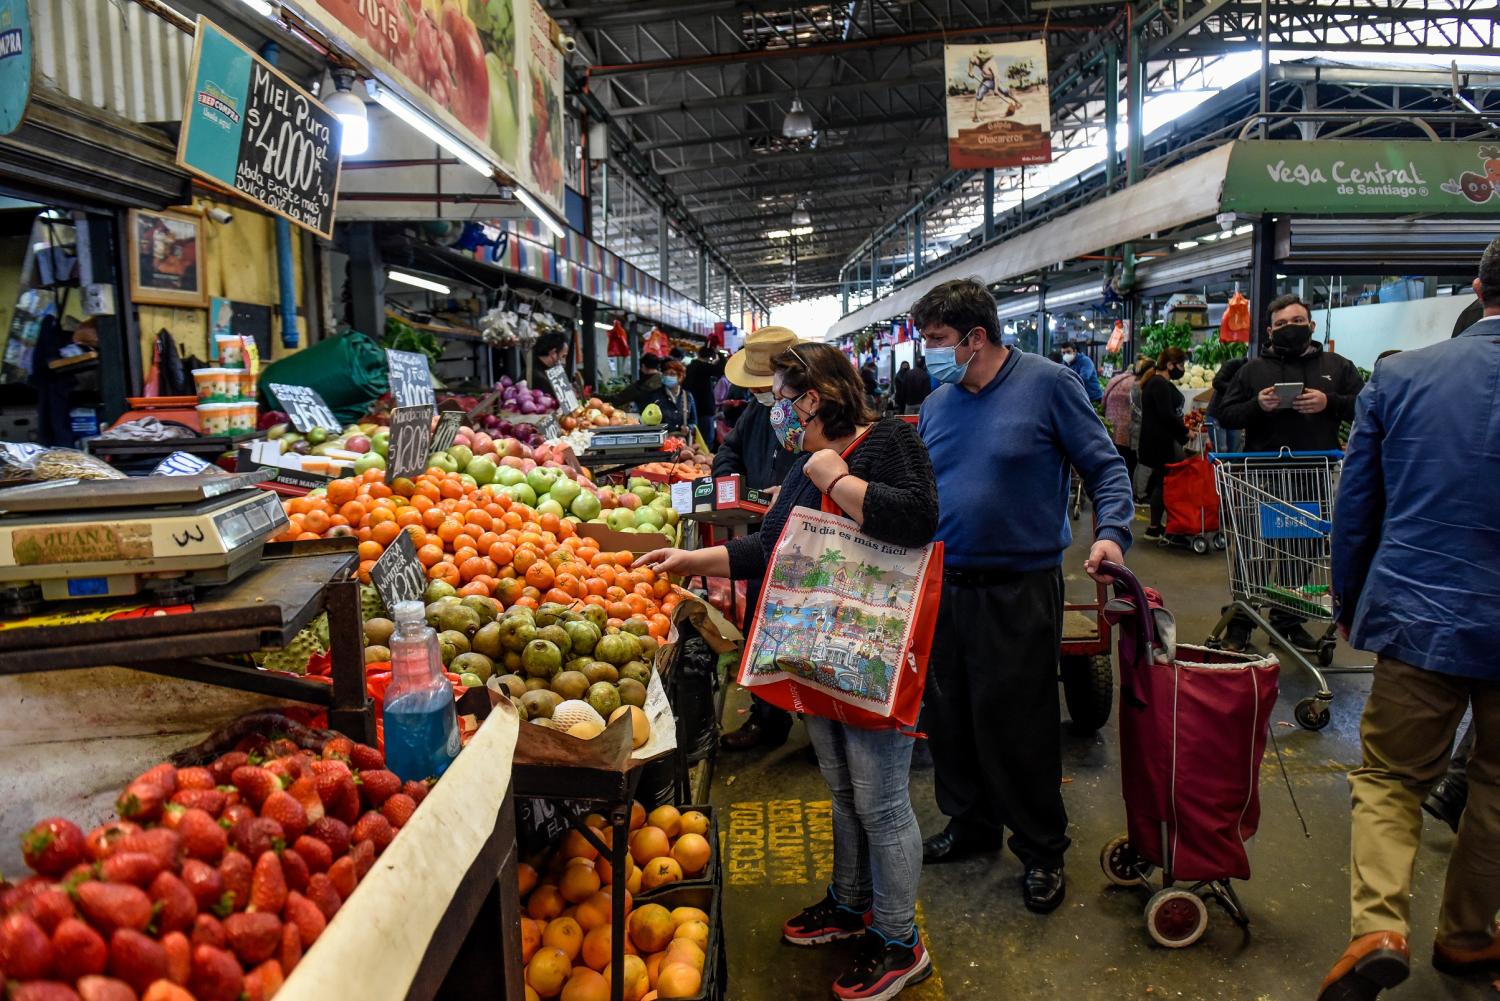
[827,144,1235,339]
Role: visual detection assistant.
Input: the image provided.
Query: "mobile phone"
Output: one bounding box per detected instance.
[1274,382,1303,409]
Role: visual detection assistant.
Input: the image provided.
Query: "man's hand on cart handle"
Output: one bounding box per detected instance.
[1085,539,1125,583]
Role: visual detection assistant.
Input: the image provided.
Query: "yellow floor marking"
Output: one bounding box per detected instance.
[911,901,948,997]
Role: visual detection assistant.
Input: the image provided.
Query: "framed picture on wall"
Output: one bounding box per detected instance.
[127,207,208,307]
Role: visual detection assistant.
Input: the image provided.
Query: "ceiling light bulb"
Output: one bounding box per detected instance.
[387,270,451,294]
[326,71,368,156]
[782,99,814,139]
[790,205,812,227]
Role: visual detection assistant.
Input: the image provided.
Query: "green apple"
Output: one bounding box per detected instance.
[427,452,459,474]
[548,476,581,508]
[466,456,498,485]
[505,483,538,507]
[633,506,665,530]
[496,465,527,487]
[306,427,329,445]
[372,431,390,458]
[354,452,387,474]
[570,491,601,521]
[630,484,657,504]
[536,499,565,518]
[606,508,636,531]
[527,467,560,495]
[447,445,474,469]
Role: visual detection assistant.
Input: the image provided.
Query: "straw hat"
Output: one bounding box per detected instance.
[723,326,800,389]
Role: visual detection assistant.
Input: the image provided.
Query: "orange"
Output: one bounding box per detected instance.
[527,884,566,922]
[339,500,367,523]
[460,557,489,582]
[303,509,331,535]
[372,520,403,546]
[560,859,602,904]
[560,829,599,862]
[663,939,704,973]
[628,827,669,866]
[518,863,539,898]
[627,904,674,953]
[667,907,707,929]
[525,562,555,590]
[542,916,583,960]
[429,562,461,587]
[327,478,357,506]
[639,857,682,892]
[646,807,680,839]
[417,544,445,568]
[357,560,376,584]
[545,588,575,607]
[676,812,709,838]
[520,916,542,963]
[670,834,709,877]
[513,549,539,574]
[437,520,464,544]
[489,541,516,567]
[672,920,708,952]
[580,924,613,969]
[629,802,647,831]
[560,968,608,1001]
[465,509,493,532]
[526,945,571,997]
[575,892,612,932]
[604,956,648,1001]
[655,962,700,999]
[358,540,383,562]
[454,533,480,553]
[644,952,665,989]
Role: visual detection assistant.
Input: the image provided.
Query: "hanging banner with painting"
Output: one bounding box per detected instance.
[943,40,1052,170]
[521,0,565,218]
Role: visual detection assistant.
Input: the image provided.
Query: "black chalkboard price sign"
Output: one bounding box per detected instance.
[431,411,464,454]
[267,383,339,433]
[386,349,435,409]
[370,530,425,610]
[385,405,433,484]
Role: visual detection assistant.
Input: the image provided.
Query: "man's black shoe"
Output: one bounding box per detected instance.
[1423,778,1467,834]
[1021,865,1066,913]
[1143,525,1164,541]
[720,720,790,751]
[1277,622,1322,654]
[921,827,999,865]
[1222,620,1254,653]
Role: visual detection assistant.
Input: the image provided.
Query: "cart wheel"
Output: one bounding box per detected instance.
[1190,536,1209,555]
[1100,834,1148,887]
[1212,533,1227,551]
[1145,889,1209,948]
[1294,697,1331,731]
[1062,654,1113,734]
[1317,642,1336,667]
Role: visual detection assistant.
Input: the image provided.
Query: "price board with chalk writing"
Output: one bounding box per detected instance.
[385,349,435,409]
[430,410,464,453]
[268,383,340,433]
[370,530,425,610]
[545,364,580,415]
[385,405,433,484]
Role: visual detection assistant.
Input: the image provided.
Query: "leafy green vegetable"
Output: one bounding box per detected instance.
[384,316,443,366]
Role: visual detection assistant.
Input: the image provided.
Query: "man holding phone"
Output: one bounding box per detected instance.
[1214,294,1364,652]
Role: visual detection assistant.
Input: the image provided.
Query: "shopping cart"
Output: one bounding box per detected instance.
[1204,450,1342,730]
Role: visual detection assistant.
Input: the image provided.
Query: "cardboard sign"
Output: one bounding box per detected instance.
[385,349,435,409]
[177,17,341,239]
[430,410,464,453]
[370,530,425,610]
[385,405,433,484]
[267,383,339,433]
[544,364,580,415]
[152,451,218,477]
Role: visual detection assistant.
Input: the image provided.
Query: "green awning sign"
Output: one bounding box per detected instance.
[0,0,32,137]
[1222,141,1500,215]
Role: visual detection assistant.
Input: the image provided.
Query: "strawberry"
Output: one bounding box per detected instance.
[148,872,197,935]
[223,912,281,966]
[61,862,97,889]
[100,852,165,888]
[333,782,361,825]
[134,764,177,795]
[169,788,226,817]
[141,980,197,1001]
[189,943,243,1001]
[115,781,166,824]
[326,856,357,900]
[279,847,309,894]
[1,874,50,912]
[208,751,248,785]
[310,766,351,808]
[176,809,227,864]
[350,743,385,770]
[76,883,152,936]
[52,917,108,980]
[242,958,284,1001]
[350,839,376,877]
[85,822,140,862]
[221,803,256,829]
[321,735,354,760]
[0,911,55,979]
[176,766,215,791]
[179,859,224,912]
[306,817,349,859]
[400,780,430,806]
[161,930,190,985]
[357,770,401,809]
[159,804,186,831]
[259,791,307,842]
[351,812,394,851]
[291,835,332,874]
[229,767,281,809]
[285,777,325,825]
[278,919,301,974]
[114,830,179,872]
[107,928,168,995]
[76,976,139,1001]
[269,738,302,758]
[249,852,286,914]
[21,818,88,876]
[11,983,82,1001]
[20,888,77,933]
[190,912,226,949]
[282,891,326,948]
[381,793,417,829]
[229,818,284,861]
[304,874,341,921]
[217,852,252,915]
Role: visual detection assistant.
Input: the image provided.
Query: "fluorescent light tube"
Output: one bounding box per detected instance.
[387,270,451,294]
[366,82,493,177]
[513,185,567,239]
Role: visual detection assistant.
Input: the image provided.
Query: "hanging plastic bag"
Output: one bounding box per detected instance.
[1107,319,1128,354]
[606,319,630,358]
[643,327,671,358]
[1220,292,1250,343]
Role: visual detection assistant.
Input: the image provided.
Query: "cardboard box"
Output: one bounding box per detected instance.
[579,523,674,557]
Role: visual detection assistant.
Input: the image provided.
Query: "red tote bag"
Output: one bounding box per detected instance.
[736,442,943,730]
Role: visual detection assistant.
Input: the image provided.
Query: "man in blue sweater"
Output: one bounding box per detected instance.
[915,279,1134,914]
[1060,337,1103,404]
[1318,238,1500,1001]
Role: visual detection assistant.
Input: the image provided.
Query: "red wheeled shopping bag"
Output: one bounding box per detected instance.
[1163,453,1220,536]
[736,503,943,730]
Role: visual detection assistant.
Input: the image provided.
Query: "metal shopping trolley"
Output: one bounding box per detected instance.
[1204,450,1343,731]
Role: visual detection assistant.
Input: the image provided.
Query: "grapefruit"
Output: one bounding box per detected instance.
[521,916,542,963]
[560,859,602,903]
[669,907,708,928]
[560,829,599,862]
[527,884,566,921]
[519,861,539,896]
[542,916,583,961]
[664,938,705,973]
[646,806,681,838]
[671,833,710,877]
[627,903,675,952]
[673,920,709,953]
[677,811,709,838]
[604,955,649,1001]
[629,801,647,830]
[526,945,571,997]
[581,924,613,970]
[629,826,670,866]
[640,856,683,892]
[561,968,609,1001]
[656,962,701,999]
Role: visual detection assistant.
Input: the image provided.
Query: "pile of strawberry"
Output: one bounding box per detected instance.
[0,734,428,1001]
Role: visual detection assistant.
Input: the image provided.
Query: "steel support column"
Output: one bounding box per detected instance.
[1248,216,1278,360]
[983,169,995,242]
[1105,46,1120,188]
[658,205,669,282]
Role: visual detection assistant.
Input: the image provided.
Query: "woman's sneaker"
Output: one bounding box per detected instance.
[832,929,932,1000]
[782,892,868,946]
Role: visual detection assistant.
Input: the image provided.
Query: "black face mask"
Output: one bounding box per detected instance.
[1168,366,1184,381]
[1270,323,1313,356]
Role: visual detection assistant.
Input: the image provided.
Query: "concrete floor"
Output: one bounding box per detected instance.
[708,521,1494,1001]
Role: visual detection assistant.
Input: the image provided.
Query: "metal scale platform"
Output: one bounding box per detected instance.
[0,472,287,608]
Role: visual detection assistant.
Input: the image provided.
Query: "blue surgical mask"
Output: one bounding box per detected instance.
[770,394,808,452]
[662,376,680,389]
[926,334,975,385]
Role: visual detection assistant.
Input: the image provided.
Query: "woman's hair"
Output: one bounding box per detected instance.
[771,342,876,440]
[1139,348,1187,386]
[662,360,686,378]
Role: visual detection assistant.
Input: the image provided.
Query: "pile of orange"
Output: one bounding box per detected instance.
[518,802,714,1000]
[278,468,680,635]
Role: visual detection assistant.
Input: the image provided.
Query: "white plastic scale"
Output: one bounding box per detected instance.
[0,472,287,607]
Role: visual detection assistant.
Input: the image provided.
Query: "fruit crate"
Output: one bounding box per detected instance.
[637,883,727,1001]
[635,804,719,902]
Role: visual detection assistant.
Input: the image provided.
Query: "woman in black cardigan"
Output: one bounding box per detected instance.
[638,342,939,1000]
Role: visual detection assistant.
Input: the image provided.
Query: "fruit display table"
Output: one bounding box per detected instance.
[0,545,374,742]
